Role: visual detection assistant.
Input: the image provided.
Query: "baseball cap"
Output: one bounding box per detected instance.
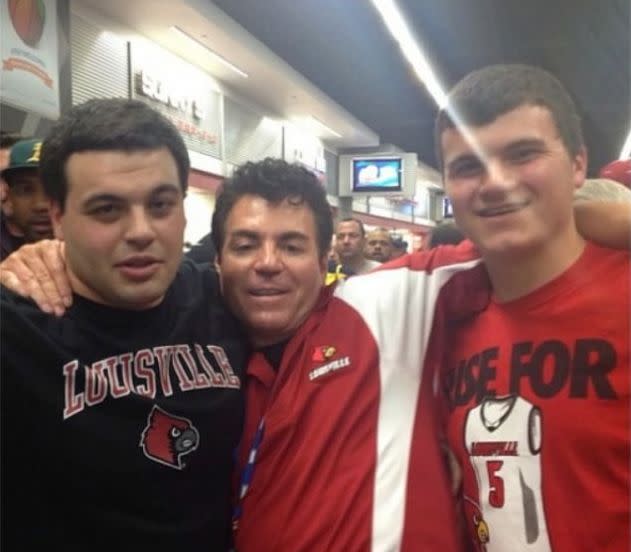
[1,138,43,181]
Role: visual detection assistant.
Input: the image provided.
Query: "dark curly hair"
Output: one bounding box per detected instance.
[212,158,333,259]
[40,98,190,211]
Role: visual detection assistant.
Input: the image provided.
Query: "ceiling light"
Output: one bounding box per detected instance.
[371,0,487,162]
[620,126,631,159]
[170,26,248,78]
[309,116,342,138]
[370,0,447,108]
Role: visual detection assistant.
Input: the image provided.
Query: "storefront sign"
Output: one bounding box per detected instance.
[131,41,221,157]
[136,70,204,121]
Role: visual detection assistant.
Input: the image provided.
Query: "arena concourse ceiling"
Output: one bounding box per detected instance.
[211,0,630,176]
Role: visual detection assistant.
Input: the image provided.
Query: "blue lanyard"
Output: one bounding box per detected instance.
[232,418,266,530]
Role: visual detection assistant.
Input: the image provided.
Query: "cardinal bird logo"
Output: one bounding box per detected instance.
[140,405,199,470]
[312,346,336,362]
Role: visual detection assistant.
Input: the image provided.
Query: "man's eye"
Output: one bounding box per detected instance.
[12,183,36,196]
[89,204,120,220]
[284,243,303,254]
[149,198,176,216]
[231,243,254,253]
[450,162,482,178]
[509,148,539,163]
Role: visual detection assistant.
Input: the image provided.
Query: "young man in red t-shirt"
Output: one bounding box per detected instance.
[436,64,630,551]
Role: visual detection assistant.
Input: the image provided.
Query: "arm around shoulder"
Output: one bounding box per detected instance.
[0,239,71,315]
[575,201,631,249]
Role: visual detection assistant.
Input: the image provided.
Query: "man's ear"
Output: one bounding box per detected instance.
[572,146,588,191]
[214,256,224,294]
[2,197,14,217]
[319,254,327,276]
[49,201,64,240]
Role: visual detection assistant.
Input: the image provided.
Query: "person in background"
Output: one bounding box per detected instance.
[0,130,24,204]
[0,131,23,208]
[390,236,409,259]
[1,133,26,258]
[435,63,630,551]
[0,98,247,551]
[327,217,379,284]
[365,226,393,262]
[428,221,465,249]
[185,231,217,264]
[0,138,53,260]
[326,242,339,270]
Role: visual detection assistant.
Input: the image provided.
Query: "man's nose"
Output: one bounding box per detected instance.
[125,207,156,245]
[254,242,282,272]
[482,159,517,194]
[32,188,50,211]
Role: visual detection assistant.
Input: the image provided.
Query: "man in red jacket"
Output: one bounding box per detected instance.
[210,158,487,550]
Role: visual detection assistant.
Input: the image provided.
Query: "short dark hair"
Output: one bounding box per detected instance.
[428,222,465,249]
[40,98,190,210]
[212,158,333,259]
[392,237,408,250]
[434,64,584,170]
[0,132,24,150]
[337,217,365,237]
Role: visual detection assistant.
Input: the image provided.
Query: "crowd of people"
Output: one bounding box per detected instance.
[326,221,430,285]
[0,63,629,552]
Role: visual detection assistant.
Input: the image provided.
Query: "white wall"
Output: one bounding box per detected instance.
[184,188,215,246]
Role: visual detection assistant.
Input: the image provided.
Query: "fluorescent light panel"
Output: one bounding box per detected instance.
[370,0,447,108]
[170,25,248,78]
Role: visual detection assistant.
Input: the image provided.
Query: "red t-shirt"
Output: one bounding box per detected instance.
[441,242,630,551]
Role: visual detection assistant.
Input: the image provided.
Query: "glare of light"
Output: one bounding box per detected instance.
[620,126,631,159]
[370,0,485,165]
[170,26,248,78]
[370,0,447,108]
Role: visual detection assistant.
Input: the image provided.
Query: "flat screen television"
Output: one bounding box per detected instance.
[351,157,403,193]
[338,152,417,198]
